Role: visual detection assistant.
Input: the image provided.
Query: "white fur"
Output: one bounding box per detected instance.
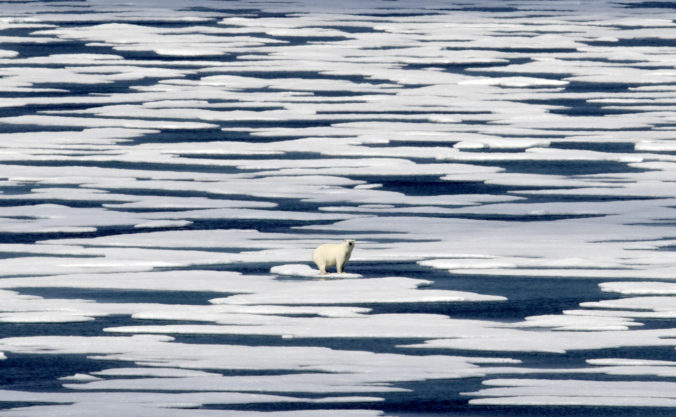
[312,240,355,274]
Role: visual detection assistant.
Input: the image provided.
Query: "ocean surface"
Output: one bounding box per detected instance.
[1,0,676,415]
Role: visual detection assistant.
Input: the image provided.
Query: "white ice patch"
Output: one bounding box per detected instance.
[209,276,505,305]
[0,390,384,417]
[105,196,276,210]
[62,373,396,395]
[459,76,568,88]
[588,358,676,367]
[134,220,193,229]
[93,368,220,378]
[402,326,676,353]
[270,263,362,278]
[466,378,676,407]
[513,314,641,331]
[0,312,95,324]
[636,140,676,152]
[133,304,372,320]
[581,296,676,314]
[600,281,676,295]
[105,313,507,339]
[0,115,219,130]
[59,373,102,382]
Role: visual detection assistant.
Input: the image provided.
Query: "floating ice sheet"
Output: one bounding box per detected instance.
[270,263,362,278]
[601,281,676,295]
[466,378,676,407]
[402,326,676,353]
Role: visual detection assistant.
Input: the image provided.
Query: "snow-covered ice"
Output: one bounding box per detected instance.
[1,0,676,415]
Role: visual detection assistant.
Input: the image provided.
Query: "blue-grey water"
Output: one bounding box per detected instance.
[1,1,676,416]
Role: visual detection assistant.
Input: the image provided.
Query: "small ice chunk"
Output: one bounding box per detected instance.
[134,220,193,229]
[270,264,362,278]
[588,358,676,367]
[59,373,102,382]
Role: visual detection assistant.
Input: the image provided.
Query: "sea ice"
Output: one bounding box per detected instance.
[3,0,676,415]
[270,263,362,278]
[466,378,676,407]
[601,281,676,295]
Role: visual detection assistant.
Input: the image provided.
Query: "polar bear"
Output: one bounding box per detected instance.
[312,239,355,274]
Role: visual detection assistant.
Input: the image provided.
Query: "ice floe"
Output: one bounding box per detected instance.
[466,378,676,407]
[402,326,676,354]
[601,281,676,295]
[270,263,362,278]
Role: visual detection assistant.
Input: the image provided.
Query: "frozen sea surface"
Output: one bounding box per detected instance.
[1,0,676,415]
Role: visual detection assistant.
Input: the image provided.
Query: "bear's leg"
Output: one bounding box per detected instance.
[336,255,346,273]
[317,262,328,275]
